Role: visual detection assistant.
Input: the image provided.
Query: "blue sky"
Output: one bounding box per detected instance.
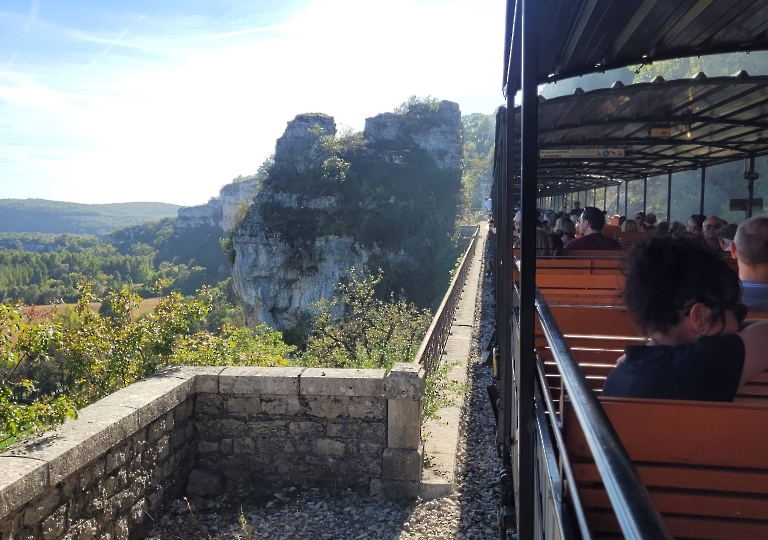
[0,0,505,206]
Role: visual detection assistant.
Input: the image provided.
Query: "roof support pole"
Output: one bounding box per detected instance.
[666,172,672,222]
[746,155,757,219]
[518,0,538,535]
[616,183,620,215]
[624,180,629,217]
[700,167,706,216]
[603,186,607,211]
[643,176,648,215]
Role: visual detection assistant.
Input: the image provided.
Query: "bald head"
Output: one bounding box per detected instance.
[734,216,768,266]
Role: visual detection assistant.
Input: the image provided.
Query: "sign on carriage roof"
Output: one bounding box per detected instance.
[539,149,625,159]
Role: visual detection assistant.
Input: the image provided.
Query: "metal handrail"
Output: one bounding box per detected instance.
[413,225,480,375]
[535,288,671,540]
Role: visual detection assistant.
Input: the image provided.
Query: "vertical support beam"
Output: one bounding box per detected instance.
[747,155,757,219]
[642,176,648,215]
[700,167,706,216]
[518,0,537,535]
[624,180,629,217]
[666,172,672,222]
[603,186,607,211]
[616,183,620,215]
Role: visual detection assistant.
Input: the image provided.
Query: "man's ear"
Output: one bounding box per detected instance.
[730,241,738,260]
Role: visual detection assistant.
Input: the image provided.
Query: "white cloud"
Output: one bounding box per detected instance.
[0,0,504,206]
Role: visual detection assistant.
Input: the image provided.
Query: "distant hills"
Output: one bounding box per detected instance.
[0,199,182,235]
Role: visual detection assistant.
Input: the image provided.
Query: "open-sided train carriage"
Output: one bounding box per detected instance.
[490,1,768,539]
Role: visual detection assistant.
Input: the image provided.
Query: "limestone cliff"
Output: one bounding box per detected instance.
[174,179,258,234]
[232,101,463,331]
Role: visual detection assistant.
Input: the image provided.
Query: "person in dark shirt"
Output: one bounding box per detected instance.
[603,235,768,401]
[569,201,582,217]
[563,207,622,251]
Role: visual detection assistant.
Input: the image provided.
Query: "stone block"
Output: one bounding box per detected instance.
[225,396,261,415]
[186,469,223,497]
[287,422,323,436]
[387,399,421,449]
[219,367,303,395]
[195,393,223,415]
[23,490,60,527]
[300,368,386,397]
[167,366,226,393]
[234,438,256,454]
[220,439,233,454]
[347,397,387,419]
[41,505,66,540]
[148,418,166,442]
[358,423,386,443]
[385,363,425,399]
[197,440,219,454]
[0,457,49,517]
[306,396,347,419]
[96,375,193,429]
[12,405,138,485]
[325,423,358,438]
[369,479,420,499]
[382,446,423,481]
[315,439,345,458]
[260,395,303,415]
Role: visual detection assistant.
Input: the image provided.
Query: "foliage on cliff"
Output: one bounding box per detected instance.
[461,113,495,218]
[300,268,430,369]
[255,98,463,309]
[0,284,292,448]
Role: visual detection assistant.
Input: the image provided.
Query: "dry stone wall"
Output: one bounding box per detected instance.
[0,365,424,540]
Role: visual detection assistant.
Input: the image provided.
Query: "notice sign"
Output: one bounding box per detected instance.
[539,148,626,159]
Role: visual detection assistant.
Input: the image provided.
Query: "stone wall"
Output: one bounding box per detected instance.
[0,364,425,540]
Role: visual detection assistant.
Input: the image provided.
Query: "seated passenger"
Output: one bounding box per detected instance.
[634,211,647,231]
[554,216,576,244]
[731,216,768,311]
[618,216,627,227]
[547,232,564,256]
[656,221,670,235]
[687,214,706,237]
[645,213,657,230]
[715,223,737,252]
[564,207,622,251]
[621,219,638,233]
[610,214,620,227]
[603,235,768,401]
[703,215,726,249]
[670,221,687,235]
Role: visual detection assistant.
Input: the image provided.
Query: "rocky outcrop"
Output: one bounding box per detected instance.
[231,103,462,331]
[173,180,258,234]
[364,100,462,170]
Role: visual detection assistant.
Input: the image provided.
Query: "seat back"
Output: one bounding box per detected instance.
[563,399,768,540]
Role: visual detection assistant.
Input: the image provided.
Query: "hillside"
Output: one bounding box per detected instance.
[0,199,181,235]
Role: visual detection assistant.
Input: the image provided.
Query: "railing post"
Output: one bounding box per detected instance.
[666,172,672,222]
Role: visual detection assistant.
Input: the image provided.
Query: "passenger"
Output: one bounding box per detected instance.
[687,214,706,236]
[610,214,620,227]
[634,211,647,231]
[603,235,768,401]
[731,216,768,311]
[618,216,627,227]
[670,221,687,235]
[563,207,622,251]
[715,223,737,252]
[555,216,576,244]
[547,231,563,256]
[569,200,582,217]
[645,213,657,230]
[535,228,551,256]
[656,221,670,235]
[621,219,638,233]
[703,215,726,249]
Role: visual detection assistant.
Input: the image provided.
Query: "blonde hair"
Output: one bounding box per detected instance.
[621,219,638,232]
[535,228,551,256]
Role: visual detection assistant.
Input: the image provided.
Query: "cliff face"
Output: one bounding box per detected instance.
[174,180,258,234]
[232,103,462,331]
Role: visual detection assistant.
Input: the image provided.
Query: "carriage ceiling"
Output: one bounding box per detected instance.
[503,75,768,196]
[504,0,768,91]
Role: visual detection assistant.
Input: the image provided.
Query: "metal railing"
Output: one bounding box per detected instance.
[413,225,480,376]
[533,288,671,540]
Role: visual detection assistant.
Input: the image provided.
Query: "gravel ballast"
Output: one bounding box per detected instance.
[148,252,500,540]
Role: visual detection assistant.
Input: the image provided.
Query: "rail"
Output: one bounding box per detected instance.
[413,225,480,376]
[534,288,671,540]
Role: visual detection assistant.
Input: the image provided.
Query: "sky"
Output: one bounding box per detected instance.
[0,0,505,206]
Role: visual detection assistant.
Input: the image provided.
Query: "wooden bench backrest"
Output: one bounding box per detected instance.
[563,399,768,539]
